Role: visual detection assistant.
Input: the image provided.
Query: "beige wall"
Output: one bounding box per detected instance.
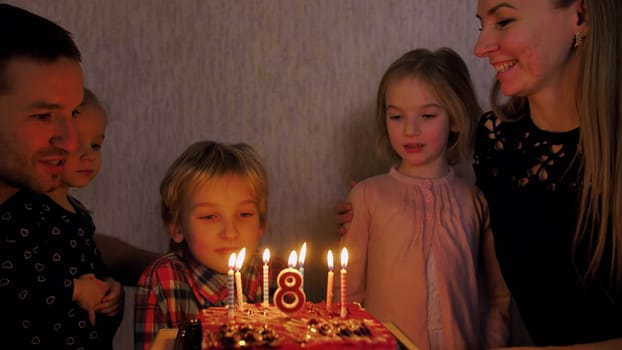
[9,1,500,348]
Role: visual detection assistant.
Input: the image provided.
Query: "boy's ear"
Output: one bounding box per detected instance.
[167,223,185,243]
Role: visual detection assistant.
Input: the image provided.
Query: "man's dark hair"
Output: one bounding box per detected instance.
[0,4,81,92]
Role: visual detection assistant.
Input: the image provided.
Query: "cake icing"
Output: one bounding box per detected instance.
[199,302,398,349]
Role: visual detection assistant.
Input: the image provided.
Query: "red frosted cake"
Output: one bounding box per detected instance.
[199,302,398,349]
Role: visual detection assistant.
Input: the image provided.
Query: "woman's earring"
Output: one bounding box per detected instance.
[574,30,584,48]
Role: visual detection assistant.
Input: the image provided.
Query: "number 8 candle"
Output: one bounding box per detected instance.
[274,250,306,313]
[340,247,348,318]
[227,253,236,320]
[262,248,270,307]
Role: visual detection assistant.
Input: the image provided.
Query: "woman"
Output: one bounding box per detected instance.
[336,0,622,348]
[473,0,622,348]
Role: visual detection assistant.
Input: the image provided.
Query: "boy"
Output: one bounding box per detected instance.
[134,140,268,350]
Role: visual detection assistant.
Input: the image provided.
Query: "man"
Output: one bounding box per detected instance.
[0,4,122,348]
[0,4,83,202]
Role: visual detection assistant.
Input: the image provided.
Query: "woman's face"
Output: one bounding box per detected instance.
[473,0,580,98]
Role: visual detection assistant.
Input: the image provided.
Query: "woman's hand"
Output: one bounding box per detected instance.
[334,180,357,234]
[335,202,353,235]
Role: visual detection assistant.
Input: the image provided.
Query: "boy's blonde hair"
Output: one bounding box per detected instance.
[160,140,269,230]
[375,47,482,165]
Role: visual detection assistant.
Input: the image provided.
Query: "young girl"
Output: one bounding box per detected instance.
[135,141,269,350]
[339,48,510,350]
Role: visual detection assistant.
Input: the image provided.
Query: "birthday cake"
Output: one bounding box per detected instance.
[198,302,398,349]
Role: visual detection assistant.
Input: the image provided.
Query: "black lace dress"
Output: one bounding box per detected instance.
[474,111,622,345]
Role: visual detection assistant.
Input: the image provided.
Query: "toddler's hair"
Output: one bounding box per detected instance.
[160,140,269,230]
[82,88,104,110]
[375,47,482,165]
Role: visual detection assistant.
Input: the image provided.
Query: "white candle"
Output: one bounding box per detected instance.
[227,253,236,320]
[298,242,307,289]
[326,250,334,313]
[262,248,270,307]
[340,247,348,318]
[235,248,246,311]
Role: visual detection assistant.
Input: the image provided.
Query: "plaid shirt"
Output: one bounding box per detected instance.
[134,247,261,350]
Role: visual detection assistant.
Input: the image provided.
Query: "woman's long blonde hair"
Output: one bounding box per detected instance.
[491,0,622,288]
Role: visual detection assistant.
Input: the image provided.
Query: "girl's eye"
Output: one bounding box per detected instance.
[422,114,436,119]
[388,114,401,120]
[200,214,217,220]
[91,143,102,151]
[72,109,80,118]
[240,212,255,218]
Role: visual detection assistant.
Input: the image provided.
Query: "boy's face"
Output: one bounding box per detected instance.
[170,173,264,274]
[0,57,83,198]
[61,103,106,188]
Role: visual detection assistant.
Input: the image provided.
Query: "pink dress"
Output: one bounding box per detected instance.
[340,166,510,350]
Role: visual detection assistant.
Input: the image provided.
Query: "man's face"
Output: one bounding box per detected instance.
[0,57,83,200]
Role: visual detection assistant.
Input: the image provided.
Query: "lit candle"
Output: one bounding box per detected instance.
[340,247,348,318]
[274,250,306,313]
[262,248,270,307]
[227,253,236,320]
[235,248,246,311]
[326,250,334,313]
[298,242,307,289]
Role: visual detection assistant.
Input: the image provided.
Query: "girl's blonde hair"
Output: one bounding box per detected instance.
[160,141,269,230]
[375,47,482,165]
[491,0,622,287]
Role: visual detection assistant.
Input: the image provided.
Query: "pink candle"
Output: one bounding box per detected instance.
[227,253,236,320]
[326,250,334,313]
[262,248,270,306]
[340,247,348,318]
[235,248,246,311]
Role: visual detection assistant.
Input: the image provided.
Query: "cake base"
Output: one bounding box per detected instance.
[199,302,398,349]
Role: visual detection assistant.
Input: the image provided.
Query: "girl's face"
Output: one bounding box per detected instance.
[61,103,106,188]
[385,76,451,179]
[170,173,264,274]
[474,0,580,98]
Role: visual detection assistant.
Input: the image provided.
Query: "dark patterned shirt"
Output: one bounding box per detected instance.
[474,111,622,345]
[0,190,114,349]
[134,248,262,350]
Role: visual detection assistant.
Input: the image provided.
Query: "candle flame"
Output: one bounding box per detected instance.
[235,248,246,270]
[288,250,298,268]
[263,248,270,264]
[298,242,307,266]
[340,247,348,269]
[327,250,334,271]
[228,253,237,270]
